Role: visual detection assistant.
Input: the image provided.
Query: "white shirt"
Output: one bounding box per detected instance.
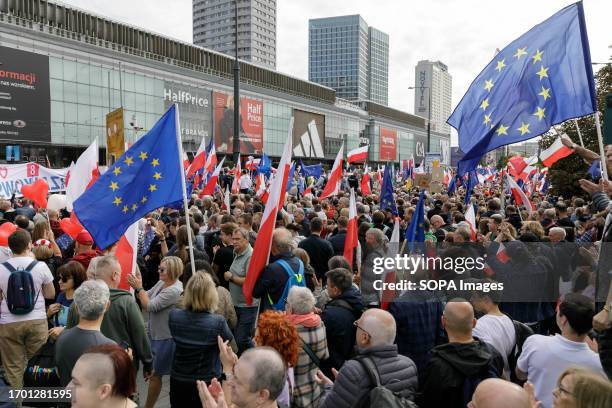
[0,256,54,324]
[517,334,606,408]
[473,314,515,379]
[239,174,252,189]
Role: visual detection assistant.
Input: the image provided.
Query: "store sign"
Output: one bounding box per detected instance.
[379,127,397,161]
[414,134,427,164]
[0,163,68,198]
[0,46,50,142]
[212,92,263,154]
[164,83,212,150]
[106,107,125,165]
[292,109,325,158]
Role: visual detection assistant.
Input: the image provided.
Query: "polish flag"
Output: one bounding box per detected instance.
[464,204,477,241]
[246,156,260,171]
[202,139,217,175]
[222,186,231,210]
[361,165,371,196]
[507,174,534,214]
[344,189,358,268]
[243,120,293,305]
[496,242,509,263]
[347,145,368,164]
[186,138,208,179]
[508,155,527,177]
[540,136,575,167]
[200,157,225,197]
[320,142,344,200]
[376,167,383,185]
[183,152,190,170]
[231,154,241,194]
[303,186,313,196]
[115,221,138,292]
[66,139,99,211]
[381,218,401,310]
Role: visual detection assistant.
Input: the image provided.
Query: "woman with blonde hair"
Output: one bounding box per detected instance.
[168,272,233,407]
[521,220,546,240]
[537,367,612,408]
[128,256,184,408]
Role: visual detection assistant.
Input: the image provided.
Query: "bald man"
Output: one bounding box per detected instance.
[315,308,418,408]
[252,228,306,312]
[469,379,531,408]
[417,300,504,408]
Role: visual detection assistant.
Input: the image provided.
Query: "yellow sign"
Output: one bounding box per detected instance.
[106,108,125,165]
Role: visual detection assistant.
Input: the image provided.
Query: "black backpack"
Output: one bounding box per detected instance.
[23,339,60,407]
[356,356,419,408]
[508,319,535,384]
[2,261,39,315]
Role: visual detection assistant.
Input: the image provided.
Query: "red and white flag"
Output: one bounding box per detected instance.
[381,218,400,310]
[222,186,231,210]
[66,139,99,211]
[231,154,241,194]
[183,152,190,170]
[320,142,344,200]
[361,165,371,196]
[203,142,217,175]
[115,221,138,292]
[540,136,574,167]
[186,138,208,179]
[200,157,225,197]
[344,189,358,268]
[507,173,534,214]
[243,119,293,305]
[245,156,260,171]
[464,204,477,241]
[496,242,509,263]
[347,145,368,164]
[508,155,528,177]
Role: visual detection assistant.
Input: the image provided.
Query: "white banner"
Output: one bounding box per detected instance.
[0,163,68,199]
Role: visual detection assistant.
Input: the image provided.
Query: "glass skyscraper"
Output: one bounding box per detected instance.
[309,15,389,106]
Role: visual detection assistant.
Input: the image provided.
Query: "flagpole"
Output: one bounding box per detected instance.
[573,119,585,148]
[174,104,196,277]
[594,112,609,181]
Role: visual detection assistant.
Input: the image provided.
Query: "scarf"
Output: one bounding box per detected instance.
[285,312,321,328]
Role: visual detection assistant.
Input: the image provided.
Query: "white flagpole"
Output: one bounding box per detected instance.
[573,119,585,147]
[594,112,609,181]
[174,104,196,276]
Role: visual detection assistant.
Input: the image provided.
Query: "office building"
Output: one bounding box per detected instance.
[309,15,389,106]
[193,0,276,68]
[414,60,452,135]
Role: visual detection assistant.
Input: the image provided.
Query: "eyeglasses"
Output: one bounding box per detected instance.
[353,320,371,337]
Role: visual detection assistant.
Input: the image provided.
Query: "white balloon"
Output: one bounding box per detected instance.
[47,194,67,212]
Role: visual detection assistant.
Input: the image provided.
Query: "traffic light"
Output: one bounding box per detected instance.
[604,93,612,145]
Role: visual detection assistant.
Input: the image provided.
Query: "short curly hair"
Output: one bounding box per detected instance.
[255,311,299,367]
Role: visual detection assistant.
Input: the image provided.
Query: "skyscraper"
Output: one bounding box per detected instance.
[414,60,452,135]
[193,0,276,69]
[309,15,389,106]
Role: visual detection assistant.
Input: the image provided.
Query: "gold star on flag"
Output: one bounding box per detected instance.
[109,181,119,191]
[496,124,509,136]
[141,196,148,204]
[153,172,162,180]
[514,47,527,59]
[532,49,543,64]
[113,196,122,206]
[538,86,551,101]
[484,79,494,92]
[149,184,157,192]
[122,205,129,213]
[517,122,531,135]
[495,59,506,72]
[113,166,122,176]
[124,156,134,166]
[536,65,549,80]
[480,98,490,111]
[132,203,138,212]
[151,158,160,167]
[533,107,546,120]
[139,151,148,161]
[483,114,492,126]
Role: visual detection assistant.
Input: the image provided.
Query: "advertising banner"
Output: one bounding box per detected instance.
[379,127,397,161]
[0,46,50,142]
[414,134,427,164]
[213,92,263,155]
[164,83,212,152]
[292,109,325,158]
[106,108,125,165]
[0,163,68,198]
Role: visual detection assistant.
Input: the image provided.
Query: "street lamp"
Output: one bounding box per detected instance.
[408,85,432,153]
[232,0,241,163]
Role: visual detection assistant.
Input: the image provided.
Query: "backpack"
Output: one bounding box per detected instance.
[22,339,60,407]
[508,319,534,384]
[2,260,39,315]
[269,259,305,311]
[356,356,419,408]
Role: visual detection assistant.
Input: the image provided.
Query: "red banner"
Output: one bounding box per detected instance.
[379,127,397,161]
[213,92,264,155]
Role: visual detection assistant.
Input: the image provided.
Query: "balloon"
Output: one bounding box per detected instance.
[0,222,17,246]
[21,179,49,209]
[47,194,67,212]
[60,217,83,239]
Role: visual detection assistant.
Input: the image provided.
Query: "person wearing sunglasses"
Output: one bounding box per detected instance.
[48,261,87,340]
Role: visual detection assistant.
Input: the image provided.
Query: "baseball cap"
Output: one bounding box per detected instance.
[76,230,93,245]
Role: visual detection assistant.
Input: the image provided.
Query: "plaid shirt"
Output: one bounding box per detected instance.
[292,321,329,408]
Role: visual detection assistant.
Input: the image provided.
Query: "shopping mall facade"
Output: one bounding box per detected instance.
[0,0,450,168]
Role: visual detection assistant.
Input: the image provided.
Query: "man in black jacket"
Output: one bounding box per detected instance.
[298,217,334,281]
[327,216,348,256]
[320,268,365,378]
[418,300,504,408]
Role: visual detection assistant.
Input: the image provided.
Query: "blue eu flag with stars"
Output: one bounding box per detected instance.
[74,105,183,249]
[380,165,398,216]
[450,2,596,175]
[405,190,426,254]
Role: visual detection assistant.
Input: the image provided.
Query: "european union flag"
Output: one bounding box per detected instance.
[450,2,596,175]
[286,162,296,192]
[464,171,479,205]
[300,161,322,180]
[257,153,272,177]
[74,105,183,249]
[380,166,397,216]
[405,190,426,253]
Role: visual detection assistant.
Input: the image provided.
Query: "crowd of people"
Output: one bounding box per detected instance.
[0,145,611,408]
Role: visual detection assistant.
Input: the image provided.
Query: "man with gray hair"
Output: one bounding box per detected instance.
[360,228,386,306]
[315,308,418,407]
[55,280,115,386]
[253,228,305,312]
